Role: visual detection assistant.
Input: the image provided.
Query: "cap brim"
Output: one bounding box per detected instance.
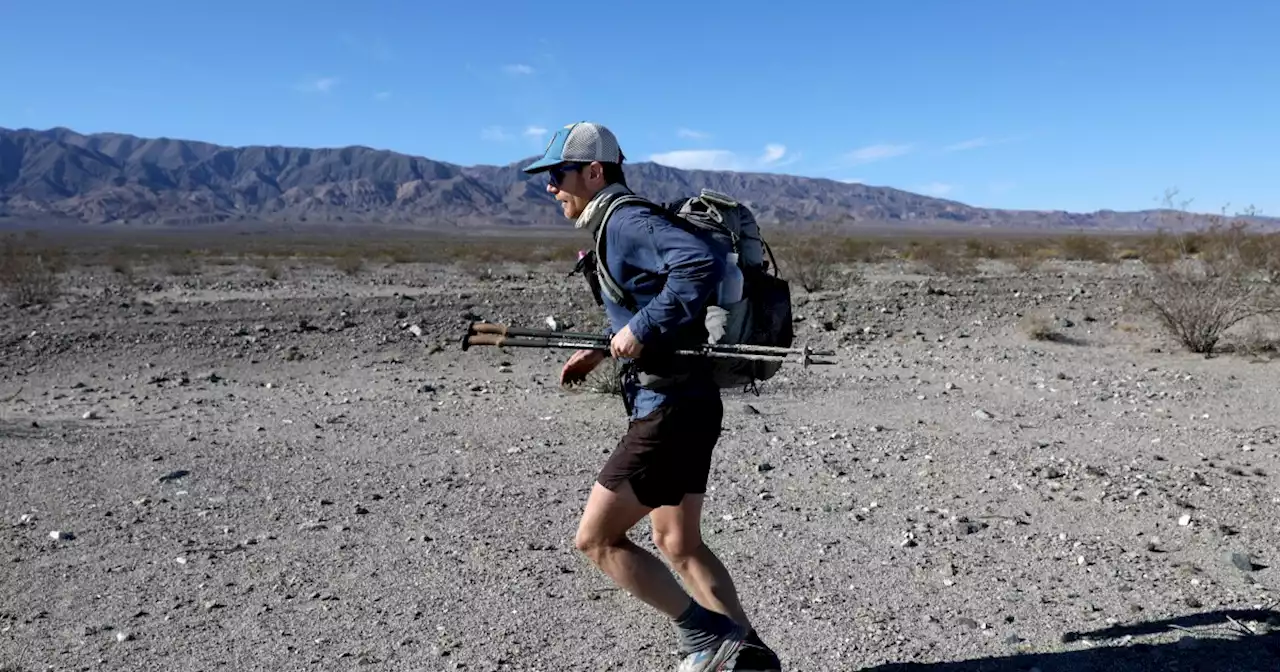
[523,124,576,174]
[521,155,565,174]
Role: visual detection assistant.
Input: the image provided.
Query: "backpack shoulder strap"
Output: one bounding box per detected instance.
[593,193,730,312]
[592,194,653,312]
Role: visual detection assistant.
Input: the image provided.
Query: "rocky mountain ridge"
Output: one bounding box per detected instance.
[1,126,1272,232]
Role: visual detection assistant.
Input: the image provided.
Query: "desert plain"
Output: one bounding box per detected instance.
[2,229,1279,672]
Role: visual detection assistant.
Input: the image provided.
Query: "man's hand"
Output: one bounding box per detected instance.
[560,348,607,387]
[610,325,644,359]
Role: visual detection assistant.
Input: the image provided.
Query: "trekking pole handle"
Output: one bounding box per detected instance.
[468,321,611,343]
[468,322,509,336]
[462,331,610,352]
[460,332,506,350]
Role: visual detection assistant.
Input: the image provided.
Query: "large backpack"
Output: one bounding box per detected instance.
[579,188,794,391]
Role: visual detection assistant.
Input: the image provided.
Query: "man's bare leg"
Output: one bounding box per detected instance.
[575,480,746,668]
[653,493,782,669]
[650,493,751,629]
[574,480,691,618]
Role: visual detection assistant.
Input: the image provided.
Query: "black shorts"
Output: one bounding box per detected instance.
[597,395,725,508]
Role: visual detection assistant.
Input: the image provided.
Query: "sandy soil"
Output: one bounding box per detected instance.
[3,254,1279,672]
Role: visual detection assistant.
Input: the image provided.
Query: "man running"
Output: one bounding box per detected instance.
[521,121,782,672]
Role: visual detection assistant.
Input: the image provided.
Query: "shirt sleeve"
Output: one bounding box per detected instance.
[623,211,723,345]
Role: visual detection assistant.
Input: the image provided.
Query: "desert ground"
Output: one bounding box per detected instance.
[3,231,1280,672]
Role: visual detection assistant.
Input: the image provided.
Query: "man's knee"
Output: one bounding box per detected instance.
[574,480,653,563]
[652,527,704,564]
[574,525,606,556]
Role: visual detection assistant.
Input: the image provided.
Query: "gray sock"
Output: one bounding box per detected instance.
[674,600,739,654]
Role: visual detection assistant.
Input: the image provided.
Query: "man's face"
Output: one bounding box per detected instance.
[546,161,603,220]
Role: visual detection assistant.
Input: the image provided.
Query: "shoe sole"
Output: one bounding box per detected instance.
[734,642,782,672]
[679,635,746,672]
[731,655,780,671]
[743,660,781,670]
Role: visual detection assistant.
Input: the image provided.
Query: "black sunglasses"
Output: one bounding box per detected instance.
[548,163,585,188]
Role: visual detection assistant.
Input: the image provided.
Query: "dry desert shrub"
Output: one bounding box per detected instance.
[462,260,497,281]
[164,254,200,276]
[1003,240,1053,272]
[904,241,977,276]
[585,357,624,396]
[1019,313,1059,341]
[1136,230,1182,265]
[1115,247,1143,260]
[1223,319,1280,359]
[1018,312,1082,344]
[1198,221,1280,282]
[332,253,364,276]
[776,234,847,292]
[105,251,135,279]
[1138,201,1280,355]
[836,237,893,264]
[962,237,1005,261]
[0,235,62,306]
[1055,234,1114,262]
[431,238,580,267]
[380,243,423,264]
[1144,255,1279,354]
[252,257,282,279]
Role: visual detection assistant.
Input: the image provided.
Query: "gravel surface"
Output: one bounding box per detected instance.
[3,256,1279,671]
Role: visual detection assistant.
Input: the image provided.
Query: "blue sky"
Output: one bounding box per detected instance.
[2,1,1277,215]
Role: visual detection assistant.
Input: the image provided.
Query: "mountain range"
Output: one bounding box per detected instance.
[1,126,1273,233]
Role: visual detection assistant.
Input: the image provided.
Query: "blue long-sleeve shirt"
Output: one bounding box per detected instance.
[598,201,727,419]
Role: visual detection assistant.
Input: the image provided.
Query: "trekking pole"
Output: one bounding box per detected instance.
[459,321,837,367]
[467,321,836,358]
[467,321,615,342]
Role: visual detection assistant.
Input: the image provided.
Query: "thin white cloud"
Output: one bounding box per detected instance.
[481,126,511,142]
[916,182,956,197]
[374,91,392,101]
[523,125,548,138]
[760,143,787,164]
[649,143,797,172]
[677,128,710,140]
[839,178,865,184]
[844,143,914,164]
[296,76,339,94]
[503,64,535,75]
[944,137,991,152]
[650,149,742,171]
[943,135,1025,152]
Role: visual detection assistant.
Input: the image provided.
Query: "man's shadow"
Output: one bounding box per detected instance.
[861,609,1280,672]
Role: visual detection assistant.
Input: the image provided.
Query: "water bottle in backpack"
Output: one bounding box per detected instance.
[717,252,744,304]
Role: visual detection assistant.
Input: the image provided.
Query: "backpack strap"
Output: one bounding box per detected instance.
[592,193,722,390]
[592,194,654,313]
[593,192,744,309]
